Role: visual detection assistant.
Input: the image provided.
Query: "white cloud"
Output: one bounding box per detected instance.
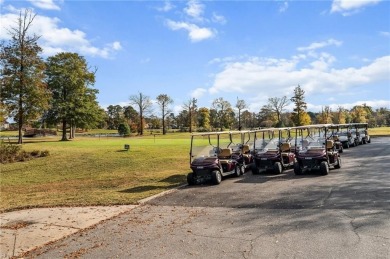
[184,0,204,21]
[166,20,215,42]
[191,88,207,99]
[0,11,121,59]
[307,100,390,112]
[27,0,62,10]
[208,55,390,99]
[380,31,390,37]
[140,58,151,64]
[297,38,343,52]
[279,1,289,13]
[212,12,226,24]
[156,1,175,12]
[110,41,122,51]
[331,0,382,15]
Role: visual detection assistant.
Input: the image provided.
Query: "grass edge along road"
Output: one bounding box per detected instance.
[1,127,390,212]
[0,133,193,212]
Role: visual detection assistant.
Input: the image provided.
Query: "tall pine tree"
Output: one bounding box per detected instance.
[290,85,311,126]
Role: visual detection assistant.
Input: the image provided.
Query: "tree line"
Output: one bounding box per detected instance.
[105,85,389,136]
[1,10,389,144]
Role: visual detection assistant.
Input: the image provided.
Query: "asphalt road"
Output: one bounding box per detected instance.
[24,137,390,259]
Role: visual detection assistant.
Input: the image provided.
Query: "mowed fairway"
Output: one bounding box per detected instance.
[0,133,192,212]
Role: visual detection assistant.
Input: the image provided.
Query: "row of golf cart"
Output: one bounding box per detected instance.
[187,123,370,185]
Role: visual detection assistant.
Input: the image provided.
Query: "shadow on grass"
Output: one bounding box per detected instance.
[159,174,185,183]
[119,174,186,193]
[119,185,175,193]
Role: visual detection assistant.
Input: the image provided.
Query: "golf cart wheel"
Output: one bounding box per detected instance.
[211,170,222,185]
[273,162,283,174]
[251,164,260,175]
[239,164,246,175]
[187,173,196,185]
[294,163,303,175]
[367,138,371,143]
[334,156,341,169]
[320,161,329,175]
[234,165,241,177]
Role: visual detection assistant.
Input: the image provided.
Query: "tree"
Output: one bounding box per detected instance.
[317,106,333,124]
[350,104,372,123]
[212,97,232,131]
[182,98,197,133]
[290,85,308,126]
[0,9,50,144]
[241,110,254,129]
[156,94,173,135]
[235,98,247,130]
[267,96,289,127]
[73,88,104,134]
[350,105,368,123]
[106,105,124,129]
[259,104,277,127]
[333,106,347,124]
[123,105,139,132]
[129,92,152,135]
[118,123,130,136]
[45,52,96,141]
[176,109,189,131]
[197,107,210,130]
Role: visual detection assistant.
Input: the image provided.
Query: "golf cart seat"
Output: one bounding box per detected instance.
[280,142,291,153]
[218,148,232,160]
[326,140,335,154]
[242,144,250,154]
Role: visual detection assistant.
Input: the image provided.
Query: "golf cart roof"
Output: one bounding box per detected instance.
[291,124,332,130]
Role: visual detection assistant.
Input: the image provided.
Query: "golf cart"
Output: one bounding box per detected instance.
[187,131,245,185]
[293,124,341,176]
[330,124,356,149]
[328,124,345,153]
[351,123,370,144]
[229,130,254,172]
[251,128,296,175]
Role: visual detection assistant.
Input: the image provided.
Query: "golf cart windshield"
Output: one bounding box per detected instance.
[254,138,279,153]
[190,132,231,161]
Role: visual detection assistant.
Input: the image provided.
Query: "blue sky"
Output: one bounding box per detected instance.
[1,0,389,115]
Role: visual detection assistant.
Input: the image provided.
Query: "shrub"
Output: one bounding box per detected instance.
[0,143,50,164]
[118,123,131,136]
[31,150,40,157]
[40,150,50,157]
[0,143,22,163]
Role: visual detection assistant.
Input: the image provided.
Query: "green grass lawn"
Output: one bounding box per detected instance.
[0,134,192,212]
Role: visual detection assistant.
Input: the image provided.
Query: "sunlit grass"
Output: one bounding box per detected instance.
[0,135,191,212]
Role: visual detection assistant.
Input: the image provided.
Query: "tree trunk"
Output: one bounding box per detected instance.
[162,114,166,135]
[61,118,68,141]
[18,114,23,144]
[238,109,241,130]
[140,112,143,135]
